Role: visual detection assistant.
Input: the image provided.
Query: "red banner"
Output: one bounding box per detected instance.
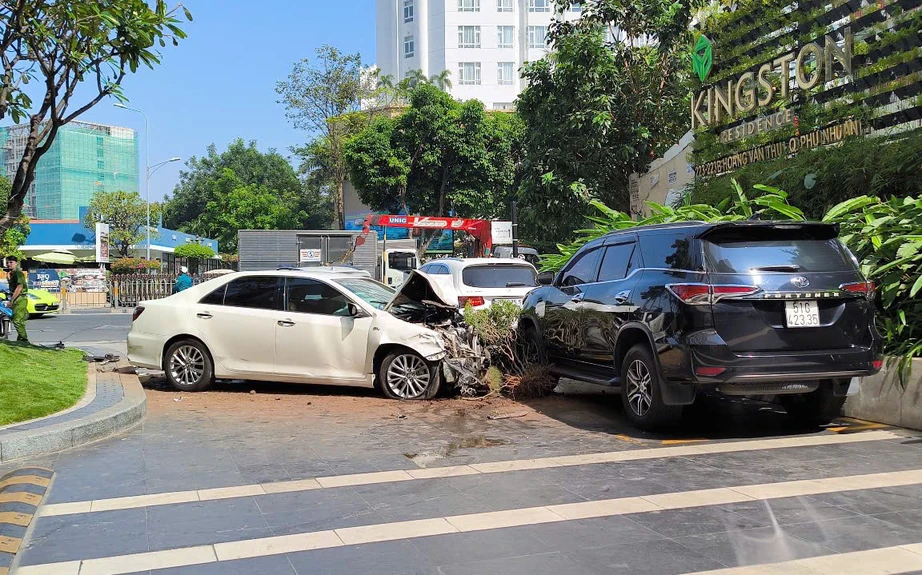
[370,215,492,250]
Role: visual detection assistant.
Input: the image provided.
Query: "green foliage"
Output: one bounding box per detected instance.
[345,85,523,253]
[463,300,525,375]
[1,0,191,234]
[162,139,332,251]
[277,45,369,228]
[83,190,161,258]
[0,175,29,259]
[823,195,922,371]
[0,344,86,426]
[516,0,699,251]
[689,129,922,219]
[173,243,216,259]
[110,257,162,274]
[541,179,802,271]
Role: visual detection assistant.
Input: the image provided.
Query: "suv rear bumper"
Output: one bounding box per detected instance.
[658,344,881,405]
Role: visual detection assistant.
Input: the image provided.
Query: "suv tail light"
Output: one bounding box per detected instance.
[840,281,875,299]
[667,284,760,305]
[458,296,485,308]
[132,306,145,322]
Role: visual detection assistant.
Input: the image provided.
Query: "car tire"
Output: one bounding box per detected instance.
[620,344,682,431]
[519,324,548,366]
[780,383,845,427]
[163,339,214,392]
[379,349,440,400]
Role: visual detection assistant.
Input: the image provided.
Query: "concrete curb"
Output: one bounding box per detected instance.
[0,368,146,463]
[0,467,54,575]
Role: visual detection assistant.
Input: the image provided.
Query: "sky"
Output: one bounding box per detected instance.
[23,0,377,202]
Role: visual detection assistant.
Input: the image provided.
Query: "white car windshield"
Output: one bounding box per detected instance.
[335,278,395,310]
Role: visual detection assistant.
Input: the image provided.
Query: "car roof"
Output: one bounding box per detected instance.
[429,258,537,268]
[231,267,371,280]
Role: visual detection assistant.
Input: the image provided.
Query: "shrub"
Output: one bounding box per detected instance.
[111,257,161,274]
[173,243,216,259]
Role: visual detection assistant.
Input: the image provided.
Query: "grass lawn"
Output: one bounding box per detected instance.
[0,342,87,427]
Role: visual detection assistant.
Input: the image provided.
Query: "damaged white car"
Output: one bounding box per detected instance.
[128,267,480,399]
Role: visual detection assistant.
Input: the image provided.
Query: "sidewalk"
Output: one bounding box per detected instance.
[0,362,146,463]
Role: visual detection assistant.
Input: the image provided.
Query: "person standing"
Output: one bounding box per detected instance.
[5,256,29,342]
[173,266,193,293]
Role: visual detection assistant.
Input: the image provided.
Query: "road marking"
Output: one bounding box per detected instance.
[826,417,891,434]
[0,475,49,490]
[0,492,41,505]
[19,468,922,575]
[683,543,922,574]
[38,429,909,518]
[0,512,32,527]
[0,535,22,554]
[662,438,708,445]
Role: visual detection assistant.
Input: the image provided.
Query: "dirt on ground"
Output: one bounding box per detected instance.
[141,374,553,423]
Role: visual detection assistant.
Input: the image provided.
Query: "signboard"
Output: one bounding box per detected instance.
[299,248,321,263]
[426,231,454,255]
[491,221,513,245]
[695,118,862,177]
[95,222,110,263]
[62,268,106,292]
[28,269,61,292]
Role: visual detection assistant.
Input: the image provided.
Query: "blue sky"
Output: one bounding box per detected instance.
[60,0,377,202]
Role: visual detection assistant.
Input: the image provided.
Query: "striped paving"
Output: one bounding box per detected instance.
[0,468,53,575]
[37,429,906,518]
[17,467,922,575]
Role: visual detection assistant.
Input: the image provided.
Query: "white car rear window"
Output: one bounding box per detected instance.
[461,265,537,288]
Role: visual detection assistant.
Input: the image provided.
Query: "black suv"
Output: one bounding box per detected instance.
[520,221,882,430]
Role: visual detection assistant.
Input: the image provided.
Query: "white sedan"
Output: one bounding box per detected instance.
[417,258,539,309]
[127,268,447,399]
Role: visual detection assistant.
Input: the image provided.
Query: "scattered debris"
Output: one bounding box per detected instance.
[396,414,408,419]
[173,396,184,402]
[487,411,528,420]
[501,367,558,399]
[249,390,256,395]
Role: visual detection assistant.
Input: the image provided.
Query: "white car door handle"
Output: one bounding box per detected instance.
[196,312,212,319]
[277,319,296,327]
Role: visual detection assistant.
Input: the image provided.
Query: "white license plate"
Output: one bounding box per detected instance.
[785,300,820,328]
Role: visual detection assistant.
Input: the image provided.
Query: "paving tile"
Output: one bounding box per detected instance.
[288,539,438,575]
[721,495,859,526]
[565,537,727,574]
[446,472,587,510]
[18,510,148,565]
[783,513,922,553]
[257,488,382,536]
[235,464,292,484]
[150,555,296,574]
[282,460,333,480]
[626,506,767,539]
[523,515,667,551]
[437,551,596,575]
[808,484,922,515]
[409,527,549,565]
[675,526,835,567]
[352,479,492,522]
[870,508,922,531]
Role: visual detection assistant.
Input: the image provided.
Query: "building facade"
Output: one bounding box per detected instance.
[0,121,139,220]
[376,0,581,109]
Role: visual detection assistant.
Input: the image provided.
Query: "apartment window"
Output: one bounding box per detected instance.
[528,25,548,48]
[458,0,480,11]
[404,35,415,58]
[403,0,414,22]
[458,62,482,85]
[458,26,481,48]
[497,26,514,48]
[528,0,551,12]
[498,62,514,85]
[497,0,513,11]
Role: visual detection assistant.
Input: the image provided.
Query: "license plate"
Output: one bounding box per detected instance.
[785,300,820,328]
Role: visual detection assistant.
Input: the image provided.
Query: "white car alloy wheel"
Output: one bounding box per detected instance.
[625,359,653,417]
[384,352,432,399]
[169,343,208,388]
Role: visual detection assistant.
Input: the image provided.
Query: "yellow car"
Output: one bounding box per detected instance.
[0,281,61,318]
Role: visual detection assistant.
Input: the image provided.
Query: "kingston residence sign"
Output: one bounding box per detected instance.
[691,28,855,130]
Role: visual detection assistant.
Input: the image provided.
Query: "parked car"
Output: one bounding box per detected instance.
[492,246,541,267]
[0,280,61,318]
[417,258,538,309]
[127,268,452,399]
[520,221,882,430]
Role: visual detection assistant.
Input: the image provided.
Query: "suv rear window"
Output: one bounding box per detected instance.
[704,238,857,273]
[462,264,537,288]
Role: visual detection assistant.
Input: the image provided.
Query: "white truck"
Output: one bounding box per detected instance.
[380,247,419,288]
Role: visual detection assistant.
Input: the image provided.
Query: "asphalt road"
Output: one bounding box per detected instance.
[15,311,131,356]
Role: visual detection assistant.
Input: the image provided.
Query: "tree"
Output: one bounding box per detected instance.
[194,169,298,253]
[276,45,366,229]
[173,243,216,259]
[162,139,333,239]
[83,190,161,257]
[0,0,191,235]
[0,175,29,259]
[516,0,699,250]
[345,85,519,254]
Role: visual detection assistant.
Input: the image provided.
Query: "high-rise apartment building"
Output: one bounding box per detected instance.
[376,0,581,109]
[0,121,139,220]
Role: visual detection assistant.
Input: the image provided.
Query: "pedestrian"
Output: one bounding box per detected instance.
[5,255,29,342]
[173,266,193,293]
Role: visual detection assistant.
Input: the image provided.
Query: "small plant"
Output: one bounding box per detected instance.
[110,257,161,274]
[463,300,525,375]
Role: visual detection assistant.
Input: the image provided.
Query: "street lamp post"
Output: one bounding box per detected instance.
[114,104,181,260]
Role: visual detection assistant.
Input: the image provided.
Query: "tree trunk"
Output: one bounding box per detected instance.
[335,177,345,230]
